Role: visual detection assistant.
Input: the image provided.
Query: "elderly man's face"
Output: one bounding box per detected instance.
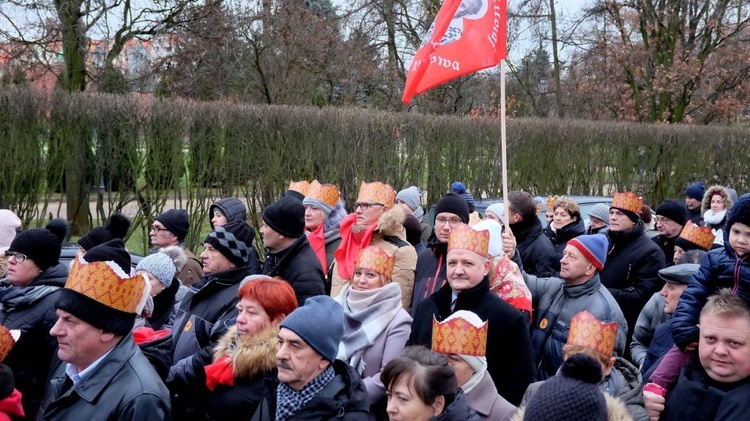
[276,327,329,391]
[699,313,750,383]
[150,221,179,247]
[50,309,114,372]
[446,249,490,293]
[659,282,688,314]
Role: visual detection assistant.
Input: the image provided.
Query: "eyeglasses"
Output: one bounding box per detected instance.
[150,225,170,233]
[4,251,28,263]
[654,216,673,224]
[435,216,463,227]
[355,202,384,211]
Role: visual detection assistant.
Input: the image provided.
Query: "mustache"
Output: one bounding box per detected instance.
[277,361,293,370]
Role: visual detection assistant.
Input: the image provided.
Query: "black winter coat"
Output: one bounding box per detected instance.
[546,218,586,263]
[652,234,677,266]
[148,277,181,330]
[510,218,558,277]
[410,241,448,316]
[600,221,666,339]
[262,236,325,305]
[408,277,535,406]
[250,360,370,421]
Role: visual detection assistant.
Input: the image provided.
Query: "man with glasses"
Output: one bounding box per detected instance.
[411,192,470,315]
[329,181,417,311]
[151,209,203,286]
[652,199,688,265]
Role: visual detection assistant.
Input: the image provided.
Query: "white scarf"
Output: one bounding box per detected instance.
[703,209,727,225]
[460,355,488,394]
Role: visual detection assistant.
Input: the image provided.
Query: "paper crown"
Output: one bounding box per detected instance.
[611,192,643,215]
[448,223,490,258]
[306,180,340,208]
[432,314,488,356]
[66,256,148,314]
[535,201,543,216]
[288,180,311,196]
[678,221,715,250]
[357,181,395,208]
[546,195,562,210]
[0,325,15,363]
[567,311,618,357]
[355,246,396,280]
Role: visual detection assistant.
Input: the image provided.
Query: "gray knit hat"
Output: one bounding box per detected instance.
[587,204,610,225]
[280,295,343,362]
[136,252,176,288]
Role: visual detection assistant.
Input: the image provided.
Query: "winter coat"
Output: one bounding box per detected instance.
[641,318,675,375]
[701,185,732,234]
[630,293,670,369]
[600,221,666,341]
[0,262,67,419]
[0,389,23,421]
[179,248,204,287]
[39,332,171,420]
[588,225,610,236]
[411,242,448,316]
[686,207,703,226]
[307,200,347,274]
[262,236,326,306]
[433,390,480,421]
[672,195,750,348]
[408,277,535,406]
[662,359,750,420]
[522,272,628,380]
[513,392,633,421]
[510,217,558,277]
[465,372,515,421]
[331,207,418,311]
[135,328,173,381]
[250,359,370,421]
[210,198,247,229]
[547,219,586,263]
[652,234,678,266]
[148,277,182,330]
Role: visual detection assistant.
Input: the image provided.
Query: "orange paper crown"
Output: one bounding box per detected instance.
[0,325,15,363]
[432,315,488,356]
[611,192,643,215]
[66,257,147,314]
[306,180,340,208]
[448,223,490,258]
[288,180,311,196]
[567,311,618,357]
[355,246,396,280]
[678,221,715,250]
[546,195,561,209]
[357,181,395,208]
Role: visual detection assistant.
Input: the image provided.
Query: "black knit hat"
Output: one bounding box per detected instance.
[78,214,131,251]
[726,194,750,232]
[155,209,189,241]
[7,228,61,271]
[403,214,423,247]
[523,354,607,421]
[82,239,131,273]
[204,220,255,268]
[656,199,687,226]
[434,193,470,224]
[262,196,305,238]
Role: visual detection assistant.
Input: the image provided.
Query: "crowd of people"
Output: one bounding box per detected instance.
[0,178,748,420]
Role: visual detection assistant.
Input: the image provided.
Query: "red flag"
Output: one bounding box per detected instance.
[402,0,508,104]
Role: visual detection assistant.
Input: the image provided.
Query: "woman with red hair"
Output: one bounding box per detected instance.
[196,275,298,420]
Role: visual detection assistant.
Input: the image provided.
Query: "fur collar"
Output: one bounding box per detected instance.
[511,394,633,421]
[213,325,279,378]
[702,185,732,214]
[377,205,407,237]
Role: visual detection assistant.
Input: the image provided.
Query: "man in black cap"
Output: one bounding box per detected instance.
[652,199,688,265]
[684,181,705,225]
[260,196,325,305]
[151,208,203,286]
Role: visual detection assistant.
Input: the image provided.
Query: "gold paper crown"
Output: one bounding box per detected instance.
[355,246,396,279]
[546,195,561,209]
[535,201,543,216]
[306,180,340,208]
[0,325,15,363]
[679,221,715,250]
[66,257,147,314]
[567,311,618,357]
[448,223,490,258]
[611,192,643,215]
[288,180,311,196]
[432,315,488,356]
[357,181,395,208]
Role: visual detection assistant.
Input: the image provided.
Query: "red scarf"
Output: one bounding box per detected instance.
[307,224,327,271]
[334,213,378,279]
[204,354,235,390]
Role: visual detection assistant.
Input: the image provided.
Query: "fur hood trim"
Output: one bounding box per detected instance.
[213,325,279,378]
[511,394,633,421]
[377,204,407,237]
[702,185,733,214]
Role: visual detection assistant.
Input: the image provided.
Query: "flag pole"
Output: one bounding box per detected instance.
[501,60,509,221]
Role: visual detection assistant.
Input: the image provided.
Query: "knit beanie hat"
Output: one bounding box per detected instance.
[155,209,190,241]
[434,193,470,225]
[78,213,131,251]
[586,204,610,226]
[280,295,343,362]
[396,186,422,212]
[82,238,131,274]
[7,228,61,271]
[0,210,21,253]
[136,252,176,288]
[655,199,687,226]
[451,181,475,206]
[523,353,607,421]
[262,196,305,238]
[726,194,750,231]
[485,203,507,226]
[204,220,255,268]
[685,181,706,202]
[567,234,608,270]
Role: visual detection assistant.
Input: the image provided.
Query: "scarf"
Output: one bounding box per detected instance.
[275,365,335,421]
[334,213,378,279]
[334,283,402,374]
[460,356,488,394]
[307,224,328,271]
[703,209,726,225]
[0,283,61,312]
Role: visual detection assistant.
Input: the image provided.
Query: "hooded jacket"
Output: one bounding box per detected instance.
[250,359,370,421]
[262,236,326,306]
[510,216,558,277]
[701,185,732,231]
[209,198,247,229]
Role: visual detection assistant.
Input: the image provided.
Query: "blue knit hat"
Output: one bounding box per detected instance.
[684,182,706,202]
[451,181,475,206]
[567,234,608,271]
[280,295,343,362]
